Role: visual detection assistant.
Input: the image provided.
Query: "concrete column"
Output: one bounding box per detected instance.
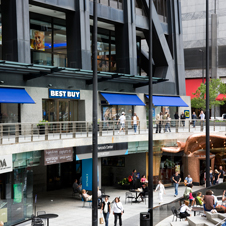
[66,0,91,69]
[211,14,218,79]
[115,0,137,74]
[2,0,30,63]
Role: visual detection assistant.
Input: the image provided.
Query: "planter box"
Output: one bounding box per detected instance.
[38,126,45,135]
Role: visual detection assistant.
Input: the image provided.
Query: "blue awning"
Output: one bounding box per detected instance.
[146,95,188,107]
[101,93,145,106]
[0,88,35,104]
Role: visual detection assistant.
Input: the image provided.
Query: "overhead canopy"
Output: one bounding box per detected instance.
[101,93,145,106]
[0,88,35,104]
[216,94,226,101]
[185,78,206,99]
[146,95,188,107]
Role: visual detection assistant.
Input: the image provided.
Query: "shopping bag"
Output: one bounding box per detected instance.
[99,216,104,224]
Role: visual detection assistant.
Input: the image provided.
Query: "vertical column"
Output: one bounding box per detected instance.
[115,0,137,75]
[66,0,91,69]
[2,0,30,63]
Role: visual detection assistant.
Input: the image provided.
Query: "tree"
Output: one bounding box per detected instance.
[191,79,226,114]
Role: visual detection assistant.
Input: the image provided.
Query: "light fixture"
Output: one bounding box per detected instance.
[48,84,52,87]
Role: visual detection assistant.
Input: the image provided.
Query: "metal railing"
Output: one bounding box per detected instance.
[0,119,226,145]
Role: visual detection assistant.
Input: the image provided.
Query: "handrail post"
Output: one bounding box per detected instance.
[73,122,76,138]
[0,125,3,144]
[59,123,62,139]
[138,121,140,134]
[15,124,19,143]
[31,124,33,142]
[214,120,215,131]
[87,122,89,137]
[45,124,48,140]
[188,120,190,132]
[99,122,102,137]
[113,121,115,136]
[125,121,128,135]
[176,120,178,133]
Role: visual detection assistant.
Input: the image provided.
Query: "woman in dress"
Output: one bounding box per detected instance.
[155,180,166,204]
[112,197,123,226]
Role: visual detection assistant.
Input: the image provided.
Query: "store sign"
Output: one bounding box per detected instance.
[184,110,190,118]
[0,155,12,174]
[44,147,73,165]
[49,89,80,99]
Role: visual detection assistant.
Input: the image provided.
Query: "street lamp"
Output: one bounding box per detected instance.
[199,49,204,83]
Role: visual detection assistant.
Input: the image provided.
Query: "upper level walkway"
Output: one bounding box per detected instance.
[0,119,225,155]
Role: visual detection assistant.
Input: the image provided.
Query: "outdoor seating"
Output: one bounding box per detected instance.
[37,211,46,225]
[125,192,135,204]
[82,196,92,208]
[171,206,183,221]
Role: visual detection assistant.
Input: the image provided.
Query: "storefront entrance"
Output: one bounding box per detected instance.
[42,99,78,122]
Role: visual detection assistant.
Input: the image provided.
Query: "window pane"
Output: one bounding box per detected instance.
[32,52,52,65]
[30,19,52,52]
[53,24,67,54]
[54,54,67,67]
[0,104,19,123]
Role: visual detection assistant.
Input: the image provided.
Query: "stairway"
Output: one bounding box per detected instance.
[171,212,226,226]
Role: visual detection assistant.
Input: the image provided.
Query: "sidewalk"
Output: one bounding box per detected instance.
[19,185,203,226]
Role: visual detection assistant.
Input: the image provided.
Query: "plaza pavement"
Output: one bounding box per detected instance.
[18,185,203,226]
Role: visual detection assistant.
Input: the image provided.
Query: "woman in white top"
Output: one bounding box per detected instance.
[112,197,123,226]
[180,200,191,219]
[155,180,165,204]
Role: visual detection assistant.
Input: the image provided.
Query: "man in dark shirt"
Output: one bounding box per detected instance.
[73,179,82,193]
[172,171,181,197]
[218,166,224,184]
[132,169,138,189]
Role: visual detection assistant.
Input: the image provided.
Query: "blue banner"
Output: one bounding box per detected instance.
[49,89,80,99]
[82,159,92,191]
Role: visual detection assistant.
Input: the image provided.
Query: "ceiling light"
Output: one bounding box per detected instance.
[48,84,52,87]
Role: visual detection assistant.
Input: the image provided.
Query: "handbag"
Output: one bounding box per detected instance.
[99,213,104,224]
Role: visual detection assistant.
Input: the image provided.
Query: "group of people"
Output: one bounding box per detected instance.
[155,112,172,133]
[205,166,225,185]
[117,112,139,134]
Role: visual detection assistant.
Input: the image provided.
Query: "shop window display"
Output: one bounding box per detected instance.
[30,16,67,67]
[0,103,19,123]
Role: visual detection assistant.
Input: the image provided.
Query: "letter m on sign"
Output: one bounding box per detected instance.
[0,159,7,167]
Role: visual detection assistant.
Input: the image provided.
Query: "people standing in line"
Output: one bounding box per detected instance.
[155,180,166,204]
[218,166,224,184]
[101,196,111,226]
[117,112,126,134]
[172,171,181,197]
[192,112,197,128]
[112,197,123,226]
[179,200,191,219]
[199,110,205,131]
[155,114,160,133]
[132,113,139,134]
[214,169,219,185]
[132,169,138,189]
[180,112,185,127]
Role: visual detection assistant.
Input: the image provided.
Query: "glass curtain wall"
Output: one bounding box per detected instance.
[30,14,67,67]
[91,28,117,72]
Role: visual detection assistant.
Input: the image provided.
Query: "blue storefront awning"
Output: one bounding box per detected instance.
[146,95,188,107]
[101,93,145,106]
[0,88,35,104]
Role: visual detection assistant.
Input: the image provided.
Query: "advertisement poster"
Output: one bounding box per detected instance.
[184,110,190,118]
[13,183,23,204]
[30,30,45,51]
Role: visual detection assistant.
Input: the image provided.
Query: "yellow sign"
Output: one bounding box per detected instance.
[184,110,190,118]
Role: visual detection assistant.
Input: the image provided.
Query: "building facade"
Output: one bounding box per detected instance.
[0,0,189,225]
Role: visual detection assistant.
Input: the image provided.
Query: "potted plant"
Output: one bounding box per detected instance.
[37,120,48,135]
[164,159,175,169]
[118,177,130,190]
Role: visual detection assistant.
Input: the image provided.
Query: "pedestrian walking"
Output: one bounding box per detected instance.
[101,196,111,226]
[199,110,205,131]
[192,112,197,127]
[132,113,139,134]
[180,112,185,127]
[112,197,123,226]
[172,171,181,197]
[214,169,219,185]
[155,180,165,204]
[155,114,160,133]
[117,112,126,134]
[165,114,171,132]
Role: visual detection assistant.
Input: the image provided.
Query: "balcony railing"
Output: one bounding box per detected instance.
[0,119,225,145]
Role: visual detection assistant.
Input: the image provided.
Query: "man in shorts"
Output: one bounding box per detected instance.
[117,112,126,134]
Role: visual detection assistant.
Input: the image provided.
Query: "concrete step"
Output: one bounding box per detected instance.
[188,216,216,226]
[206,212,226,225]
[170,221,189,226]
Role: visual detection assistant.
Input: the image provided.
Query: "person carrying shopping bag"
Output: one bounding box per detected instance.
[101,196,111,226]
[112,197,124,226]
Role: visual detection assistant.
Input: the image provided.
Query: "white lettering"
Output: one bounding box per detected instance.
[51,91,55,96]
[55,91,59,96]
[76,92,80,97]
[67,92,71,97]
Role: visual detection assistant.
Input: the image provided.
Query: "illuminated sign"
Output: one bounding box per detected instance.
[49,89,80,99]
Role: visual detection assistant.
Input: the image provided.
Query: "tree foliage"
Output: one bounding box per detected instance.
[191,79,226,110]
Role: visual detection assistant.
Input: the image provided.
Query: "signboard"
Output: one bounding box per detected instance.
[49,89,80,99]
[75,143,128,160]
[44,147,73,165]
[184,110,190,118]
[0,155,12,174]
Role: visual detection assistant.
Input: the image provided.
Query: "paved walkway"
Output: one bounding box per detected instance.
[17,185,203,226]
